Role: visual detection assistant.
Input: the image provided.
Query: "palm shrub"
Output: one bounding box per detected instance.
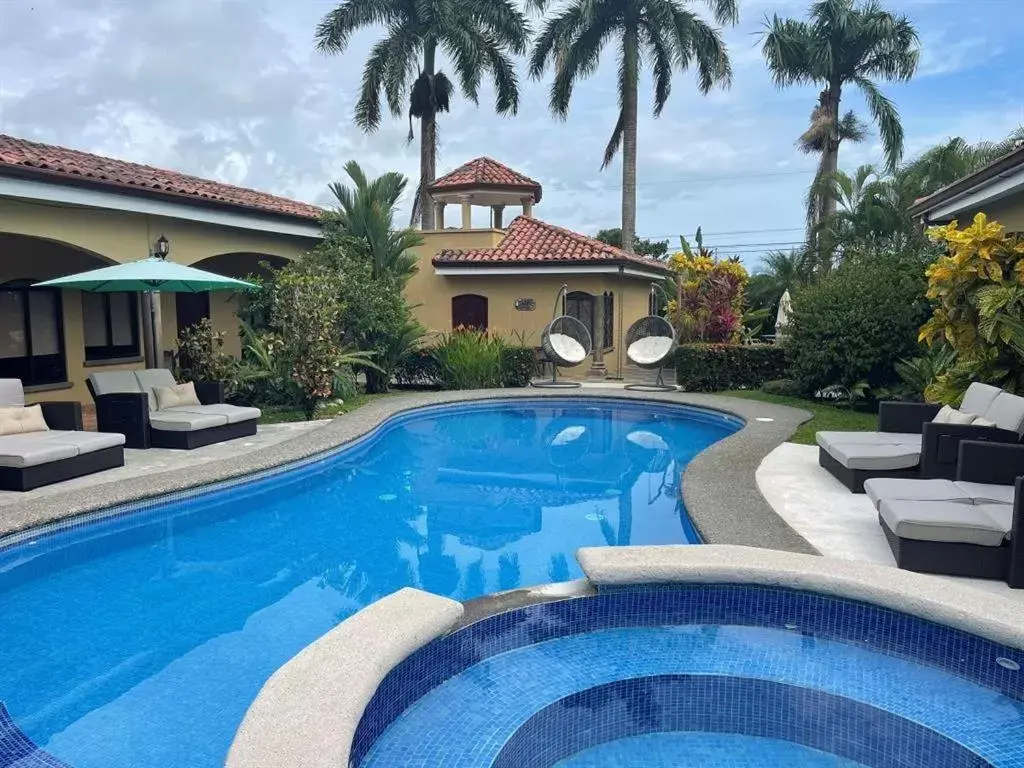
[919,214,1024,402]
[530,0,737,253]
[786,256,928,395]
[315,0,531,228]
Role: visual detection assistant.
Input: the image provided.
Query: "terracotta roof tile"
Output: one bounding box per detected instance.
[429,157,542,202]
[433,216,671,273]
[0,134,323,221]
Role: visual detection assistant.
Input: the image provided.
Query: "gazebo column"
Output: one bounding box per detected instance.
[491,205,505,229]
[521,197,534,218]
[434,202,446,229]
[460,195,473,230]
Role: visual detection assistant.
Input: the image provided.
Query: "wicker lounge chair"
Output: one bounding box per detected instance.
[866,440,1024,587]
[0,379,124,491]
[87,369,260,450]
[816,382,1024,492]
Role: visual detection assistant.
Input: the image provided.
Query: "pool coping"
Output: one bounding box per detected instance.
[0,389,816,556]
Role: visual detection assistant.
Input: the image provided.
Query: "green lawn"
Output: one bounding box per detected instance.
[256,392,392,424]
[721,389,878,445]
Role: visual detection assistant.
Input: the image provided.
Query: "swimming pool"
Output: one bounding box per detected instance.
[0,398,738,768]
[354,585,1024,767]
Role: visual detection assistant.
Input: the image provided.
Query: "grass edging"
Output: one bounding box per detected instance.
[722,390,877,445]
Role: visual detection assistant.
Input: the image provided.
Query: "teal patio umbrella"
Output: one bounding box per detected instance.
[35,248,257,368]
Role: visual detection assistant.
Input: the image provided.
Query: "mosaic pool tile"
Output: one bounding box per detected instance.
[0,704,71,768]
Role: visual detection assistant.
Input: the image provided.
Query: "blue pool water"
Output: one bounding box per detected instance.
[0,399,737,768]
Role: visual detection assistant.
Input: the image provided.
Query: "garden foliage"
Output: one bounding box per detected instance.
[174,317,234,385]
[919,214,1024,402]
[666,234,748,343]
[675,343,789,391]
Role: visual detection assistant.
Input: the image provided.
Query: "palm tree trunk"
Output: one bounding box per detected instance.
[818,83,842,270]
[419,40,438,231]
[620,29,639,255]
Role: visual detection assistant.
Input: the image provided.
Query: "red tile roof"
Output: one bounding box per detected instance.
[429,157,542,202]
[433,216,671,273]
[0,134,323,221]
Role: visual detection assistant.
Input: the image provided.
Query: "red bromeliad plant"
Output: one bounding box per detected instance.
[665,231,748,343]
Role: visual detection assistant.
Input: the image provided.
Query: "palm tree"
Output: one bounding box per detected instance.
[761,0,919,257]
[899,126,1024,201]
[529,0,738,254]
[315,1,531,230]
[327,160,422,284]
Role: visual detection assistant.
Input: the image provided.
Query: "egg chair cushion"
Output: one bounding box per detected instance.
[627,336,675,366]
[549,333,588,365]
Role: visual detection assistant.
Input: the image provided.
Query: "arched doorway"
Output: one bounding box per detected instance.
[451,294,489,331]
[564,291,595,345]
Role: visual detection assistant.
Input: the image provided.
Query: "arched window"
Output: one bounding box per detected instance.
[564,291,595,346]
[0,280,66,386]
[451,294,488,331]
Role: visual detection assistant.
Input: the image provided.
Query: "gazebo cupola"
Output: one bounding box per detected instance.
[427,157,542,231]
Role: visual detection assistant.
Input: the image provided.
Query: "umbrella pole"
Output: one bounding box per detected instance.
[142,291,164,368]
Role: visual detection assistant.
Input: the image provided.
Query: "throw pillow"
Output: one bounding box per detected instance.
[0,405,50,436]
[972,416,997,428]
[153,382,202,411]
[932,404,977,425]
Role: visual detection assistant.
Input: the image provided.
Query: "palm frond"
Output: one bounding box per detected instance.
[315,0,404,53]
[854,74,903,170]
[601,109,625,170]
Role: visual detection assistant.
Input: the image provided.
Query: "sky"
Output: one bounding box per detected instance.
[0,0,1022,270]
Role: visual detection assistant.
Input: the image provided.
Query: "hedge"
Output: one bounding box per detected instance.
[500,346,539,387]
[676,344,789,392]
[394,345,538,389]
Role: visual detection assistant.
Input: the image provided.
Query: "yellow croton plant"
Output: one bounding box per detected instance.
[919,212,1024,402]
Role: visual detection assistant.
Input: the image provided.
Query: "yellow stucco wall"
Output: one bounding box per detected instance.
[977,198,1024,232]
[406,231,661,377]
[0,197,315,403]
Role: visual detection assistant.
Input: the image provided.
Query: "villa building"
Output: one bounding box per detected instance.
[0,137,670,404]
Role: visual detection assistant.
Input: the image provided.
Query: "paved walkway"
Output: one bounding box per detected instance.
[0,420,329,509]
[757,441,1024,604]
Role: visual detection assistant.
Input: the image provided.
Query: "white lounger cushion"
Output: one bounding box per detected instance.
[548,333,588,364]
[960,382,1002,417]
[135,369,178,413]
[0,430,124,468]
[864,477,1015,510]
[149,410,229,432]
[88,371,144,396]
[627,336,674,366]
[982,392,1024,434]
[880,500,1010,546]
[0,379,26,408]
[165,404,261,425]
[864,478,969,509]
[816,431,922,470]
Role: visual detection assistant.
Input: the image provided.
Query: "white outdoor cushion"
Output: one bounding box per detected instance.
[149,410,229,432]
[981,392,1024,434]
[880,499,1009,546]
[549,333,587,364]
[165,404,261,425]
[960,382,1002,416]
[627,336,674,366]
[154,382,201,411]
[826,442,920,471]
[134,369,178,413]
[980,504,1015,537]
[864,478,968,510]
[37,430,125,453]
[88,371,143,396]
[972,416,997,428]
[932,405,977,425]
[0,405,49,436]
[0,435,78,468]
[954,481,1015,506]
[816,431,921,449]
[0,379,25,408]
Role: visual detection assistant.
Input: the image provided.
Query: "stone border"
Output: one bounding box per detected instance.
[577,544,1024,648]
[226,587,463,768]
[0,389,814,555]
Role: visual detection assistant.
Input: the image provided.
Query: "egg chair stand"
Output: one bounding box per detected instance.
[532,284,594,389]
[624,286,678,392]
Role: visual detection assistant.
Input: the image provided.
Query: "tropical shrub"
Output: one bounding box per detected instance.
[786,258,927,394]
[270,265,377,416]
[919,213,1024,402]
[762,378,803,397]
[676,344,789,392]
[500,346,539,387]
[893,345,957,402]
[433,329,505,390]
[666,233,748,343]
[395,349,443,388]
[174,317,234,384]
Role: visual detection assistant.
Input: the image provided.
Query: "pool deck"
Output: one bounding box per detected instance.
[757,441,1024,605]
[0,388,814,553]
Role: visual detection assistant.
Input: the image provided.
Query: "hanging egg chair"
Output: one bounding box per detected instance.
[625,284,677,391]
[533,284,593,388]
